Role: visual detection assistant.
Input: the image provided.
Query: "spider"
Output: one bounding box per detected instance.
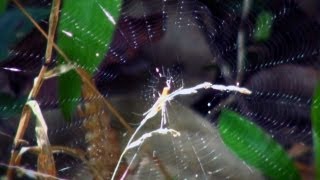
[111,67,252,180]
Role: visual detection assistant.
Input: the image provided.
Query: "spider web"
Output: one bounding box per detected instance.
[0,0,319,179]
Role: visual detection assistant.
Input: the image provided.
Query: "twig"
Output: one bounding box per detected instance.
[236,0,252,84]
[206,0,253,121]
[14,145,104,180]
[9,145,91,179]
[15,146,87,162]
[10,0,132,132]
[9,1,174,179]
[7,0,61,179]
[1,163,66,180]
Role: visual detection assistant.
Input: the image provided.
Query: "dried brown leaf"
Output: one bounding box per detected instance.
[26,101,56,179]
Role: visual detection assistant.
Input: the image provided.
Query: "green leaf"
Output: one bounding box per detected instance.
[218,109,300,180]
[0,0,8,14]
[0,93,27,118]
[57,0,121,72]
[58,70,82,121]
[0,8,49,61]
[57,0,122,120]
[254,11,273,41]
[311,82,320,179]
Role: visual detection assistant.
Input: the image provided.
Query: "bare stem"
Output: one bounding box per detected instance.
[7,0,133,179]
[207,0,253,122]
[10,0,132,133]
[7,0,61,178]
[236,0,252,84]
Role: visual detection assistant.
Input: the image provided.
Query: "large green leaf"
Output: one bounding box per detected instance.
[58,70,82,121]
[57,0,122,120]
[0,8,49,61]
[57,0,122,72]
[311,82,320,179]
[218,109,300,180]
[254,11,273,41]
[0,93,27,118]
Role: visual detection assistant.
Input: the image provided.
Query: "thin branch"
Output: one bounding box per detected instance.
[7,0,61,179]
[10,0,132,132]
[236,0,252,84]
[7,2,132,168]
[8,1,171,178]
[7,146,89,179]
[207,0,253,121]
[1,163,66,180]
[14,145,104,180]
[206,0,253,123]
[15,146,86,162]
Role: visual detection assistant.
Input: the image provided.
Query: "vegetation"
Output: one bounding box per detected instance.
[0,0,318,179]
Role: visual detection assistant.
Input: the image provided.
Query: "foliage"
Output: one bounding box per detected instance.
[0,0,8,14]
[56,0,122,120]
[311,82,320,179]
[0,8,49,61]
[254,11,273,41]
[218,109,300,180]
[58,70,82,120]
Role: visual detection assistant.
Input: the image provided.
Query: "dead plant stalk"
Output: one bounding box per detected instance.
[7,0,172,179]
[7,0,61,179]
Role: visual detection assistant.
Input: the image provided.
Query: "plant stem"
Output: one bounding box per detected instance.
[236,0,252,84]
[11,0,131,135]
[7,0,60,178]
[9,1,171,179]
[10,0,133,135]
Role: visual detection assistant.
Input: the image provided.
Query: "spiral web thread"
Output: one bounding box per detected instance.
[0,0,319,179]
